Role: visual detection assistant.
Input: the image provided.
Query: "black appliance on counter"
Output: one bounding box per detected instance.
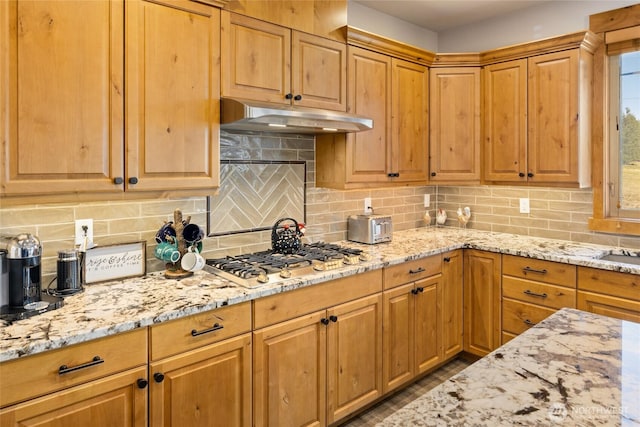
[0,233,63,321]
[205,241,370,288]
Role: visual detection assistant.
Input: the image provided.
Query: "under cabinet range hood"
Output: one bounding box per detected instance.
[220,98,373,134]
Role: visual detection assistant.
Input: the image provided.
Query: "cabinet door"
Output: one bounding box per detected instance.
[292,31,346,111]
[414,276,440,374]
[391,59,429,182]
[483,59,527,183]
[382,283,415,393]
[327,294,382,424]
[221,12,291,104]
[0,0,124,195]
[345,46,392,184]
[0,367,147,427]
[126,0,220,191]
[463,250,501,357]
[253,311,326,427]
[150,334,252,427]
[442,250,464,360]
[527,50,579,184]
[429,67,481,183]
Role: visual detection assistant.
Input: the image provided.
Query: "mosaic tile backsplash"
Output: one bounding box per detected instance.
[1,130,639,284]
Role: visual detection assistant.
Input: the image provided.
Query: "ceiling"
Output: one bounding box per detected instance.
[352,0,552,32]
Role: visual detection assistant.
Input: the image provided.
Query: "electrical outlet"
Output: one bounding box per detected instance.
[519,198,530,214]
[75,219,94,246]
[424,194,430,208]
[364,197,373,215]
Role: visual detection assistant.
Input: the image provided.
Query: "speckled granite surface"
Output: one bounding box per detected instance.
[376,308,640,426]
[1,227,638,362]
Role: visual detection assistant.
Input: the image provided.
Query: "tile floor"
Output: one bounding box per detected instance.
[339,358,472,426]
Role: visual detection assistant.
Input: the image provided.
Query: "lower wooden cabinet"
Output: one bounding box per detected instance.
[463,250,502,357]
[252,293,382,426]
[441,250,464,359]
[149,334,252,427]
[577,267,640,323]
[0,367,148,427]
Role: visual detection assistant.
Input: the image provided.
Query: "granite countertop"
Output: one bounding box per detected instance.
[1,227,638,362]
[376,308,640,426]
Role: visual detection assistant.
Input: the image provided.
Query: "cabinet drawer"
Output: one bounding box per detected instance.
[502,277,576,309]
[0,328,147,408]
[577,291,640,323]
[150,302,251,361]
[501,299,555,335]
[578,267,640,302]
[502,255,576,287]
[253,269,382,329]
[383,255,441,289]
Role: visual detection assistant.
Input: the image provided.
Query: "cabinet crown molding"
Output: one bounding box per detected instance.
[347,26,435,65]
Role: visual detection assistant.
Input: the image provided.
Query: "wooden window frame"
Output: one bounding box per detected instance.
[589,4,640,236]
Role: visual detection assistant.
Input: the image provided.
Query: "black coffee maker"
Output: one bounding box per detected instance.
[0,233,63,320]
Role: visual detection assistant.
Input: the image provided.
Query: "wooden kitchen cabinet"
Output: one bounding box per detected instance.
[0,0,124,196]
[0,329,148,426]
[221,12,346,111]
[429,67,481,183]
[463,250,501,357]
[441,250,464,359]
[149,302,252,427]
[501,255,576,342]
[577,267,640,323]
[125,0,220,192]
[252,270,383,426]
[1,0,221,198]
[316,45,429,188]
[483,32,597,187]
[382,255,456,394]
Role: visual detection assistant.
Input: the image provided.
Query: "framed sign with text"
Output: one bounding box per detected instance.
[83,241,146,284]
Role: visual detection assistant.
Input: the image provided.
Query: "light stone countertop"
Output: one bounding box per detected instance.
[375,307,640,426]
[1,227,638,362]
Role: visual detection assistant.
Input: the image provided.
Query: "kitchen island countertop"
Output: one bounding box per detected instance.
[375,308,640,426]
[1,227,638,362]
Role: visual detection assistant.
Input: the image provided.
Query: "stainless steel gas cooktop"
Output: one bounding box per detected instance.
[205,242,370,288]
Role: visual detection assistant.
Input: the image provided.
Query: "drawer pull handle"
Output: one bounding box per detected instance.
[191,323,224,337]
[59,356,104,375]
[523,290,548,299]
[409,267,425,274]
[524,319,536,327]
[522,267,547,275]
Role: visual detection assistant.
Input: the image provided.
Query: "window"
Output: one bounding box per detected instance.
[608,50,640,219]
[589,4,640,236]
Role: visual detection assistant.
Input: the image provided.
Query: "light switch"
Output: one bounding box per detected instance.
[519,198,530,214]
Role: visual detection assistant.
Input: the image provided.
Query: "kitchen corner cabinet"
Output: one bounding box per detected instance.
[0,0,220,198]
[441,250,464,359]
[221,12,347,111]
[577,267,640,323]
[0,0,124,196]
[125,0,220,192]
[463,250,501,357]
[0,329,148,427]
[429,67,481,183]
[483,39,595,187]
[252,270,383,426]
[148,302,252,427]
[315,47,428,188]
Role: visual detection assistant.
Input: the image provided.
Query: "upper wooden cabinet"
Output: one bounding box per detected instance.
[429,67,481,183]
[0,0,221,198]
[125,0,221,192]
[221,12,347,111]
[316,45,429,188]
[483,32,598,187]
[0,0,124,196]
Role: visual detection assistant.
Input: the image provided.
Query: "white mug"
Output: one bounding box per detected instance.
[181,247,205,272]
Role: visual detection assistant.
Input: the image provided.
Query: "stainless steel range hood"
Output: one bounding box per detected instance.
[220,98,373,134]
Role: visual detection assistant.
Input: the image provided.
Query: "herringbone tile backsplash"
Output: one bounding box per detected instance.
[1,130,639,283]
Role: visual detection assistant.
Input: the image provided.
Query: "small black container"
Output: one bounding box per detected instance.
[56,249,83,294]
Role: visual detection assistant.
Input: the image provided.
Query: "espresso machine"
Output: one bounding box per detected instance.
[0,233,63,321]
